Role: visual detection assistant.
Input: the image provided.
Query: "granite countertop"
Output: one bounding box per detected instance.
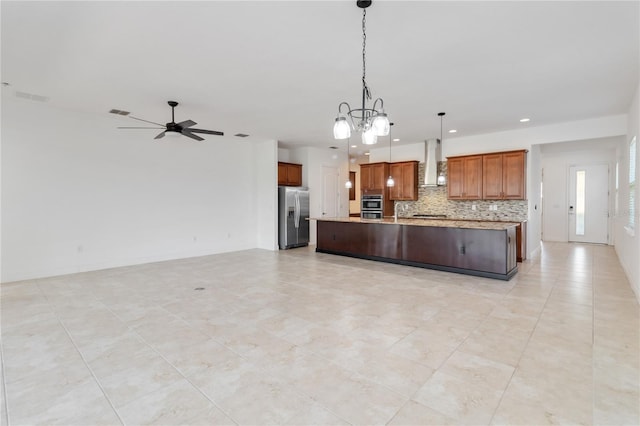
[311,217,519,230]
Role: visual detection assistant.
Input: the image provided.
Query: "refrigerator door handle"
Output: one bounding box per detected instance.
[294,192,300,228]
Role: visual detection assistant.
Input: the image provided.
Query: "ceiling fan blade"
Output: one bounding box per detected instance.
[176,120,196,128]
[189,128,224,136]
[182,131,204,141]
[154,131,166,140]
[130,115,165,126]
[118,126,164,129]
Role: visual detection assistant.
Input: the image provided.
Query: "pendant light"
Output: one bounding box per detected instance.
[332,0,389,144]
[345,138,353,189]
[437,112,447,186]
[386,123,395,187]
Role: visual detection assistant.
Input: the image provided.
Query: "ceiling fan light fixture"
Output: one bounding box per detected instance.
[165,129,181,137]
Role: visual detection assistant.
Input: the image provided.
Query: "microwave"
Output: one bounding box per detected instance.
[361,195,383,211]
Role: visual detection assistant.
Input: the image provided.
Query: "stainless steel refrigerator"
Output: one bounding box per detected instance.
[278,186,310,249]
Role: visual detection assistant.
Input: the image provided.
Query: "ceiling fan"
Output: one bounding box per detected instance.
[118,101,224,141]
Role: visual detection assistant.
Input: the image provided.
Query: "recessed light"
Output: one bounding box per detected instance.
[351,145,357,148]
[393,138,400,142]
[519,118,530,122]
[448,129,457,133]
[364,152,370,156]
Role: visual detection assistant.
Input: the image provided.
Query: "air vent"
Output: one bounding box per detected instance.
[109,109,130,116]
[234,133,249,138]
[15,91,49,102]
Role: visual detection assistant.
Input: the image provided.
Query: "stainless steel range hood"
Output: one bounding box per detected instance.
[423,138,442,186]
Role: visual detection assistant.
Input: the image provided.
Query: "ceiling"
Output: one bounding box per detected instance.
[2,1,638,154]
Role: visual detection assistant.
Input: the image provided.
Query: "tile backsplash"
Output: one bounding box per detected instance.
[395,162,528,222]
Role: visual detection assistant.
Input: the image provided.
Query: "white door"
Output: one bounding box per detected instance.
[322,166,339,217]
[568,164,609,243]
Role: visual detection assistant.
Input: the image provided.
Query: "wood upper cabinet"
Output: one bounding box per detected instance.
[278,162,302,186]
[482,150,526,200]
[389,161,419,201]
[360,162,389,193]
[447,155,483,200]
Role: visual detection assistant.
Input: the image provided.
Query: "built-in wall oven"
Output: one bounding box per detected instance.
[361,194,383,219]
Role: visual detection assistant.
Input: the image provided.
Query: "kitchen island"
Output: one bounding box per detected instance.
[314,217,518,280]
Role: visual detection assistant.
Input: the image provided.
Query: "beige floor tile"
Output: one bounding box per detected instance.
[1,242,638,425]
[456,329,529,367]
[438,351,515,390]
[354,351,435,397]
[412,370,505,424]
[284,401,349,425]
[116,379,218,425]
[388,400,457,425]
[182,405,236,425]
[95,352,184,408]
[6,375,120,425]
[500,369,592,424]
[161,338,241,378]
[389,327,469,369]
[310,374,408,426]
[491,391,586,425]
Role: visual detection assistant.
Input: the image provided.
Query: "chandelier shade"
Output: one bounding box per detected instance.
[362,126,377,145]
[333,116,351,139]
[372,112,390,136]
[332,0,389,145]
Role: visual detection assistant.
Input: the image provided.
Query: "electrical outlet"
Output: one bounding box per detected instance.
[472,205,477,211]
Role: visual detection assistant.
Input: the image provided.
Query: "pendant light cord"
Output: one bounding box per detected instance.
[389,126,392,162]
[362,9,371,109]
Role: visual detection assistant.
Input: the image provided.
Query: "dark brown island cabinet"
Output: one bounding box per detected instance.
[316,219,518,280]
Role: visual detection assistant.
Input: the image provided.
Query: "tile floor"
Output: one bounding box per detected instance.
[1,242,638,425]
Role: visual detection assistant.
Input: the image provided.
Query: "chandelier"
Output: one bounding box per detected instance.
[333,0,390,145]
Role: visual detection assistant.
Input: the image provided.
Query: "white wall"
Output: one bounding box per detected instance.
[527,145,542,257]
[1,98,277,282]
[539,138,620,243]
[369,115,626,162]
[369,142,425,163]
[254,140,278,250]
[615,84,640,302]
